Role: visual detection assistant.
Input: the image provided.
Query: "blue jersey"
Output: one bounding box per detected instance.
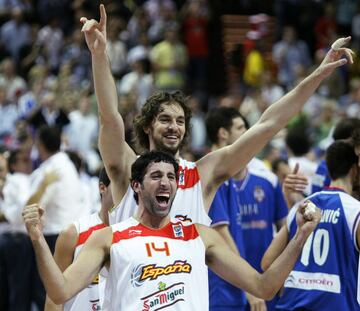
[236,168,288,272]
[277,188,360,311]
[311,160,331,194]
[208,178,247,310]
[236,168,288,311]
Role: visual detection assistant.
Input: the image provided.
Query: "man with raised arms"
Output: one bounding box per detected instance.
[80,4,353,226]
[23,151,321,310]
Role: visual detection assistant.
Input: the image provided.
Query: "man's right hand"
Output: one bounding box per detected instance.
[22,204,44,241]
[80,4,107,55]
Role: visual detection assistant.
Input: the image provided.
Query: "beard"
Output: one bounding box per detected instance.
[154,138,180,156]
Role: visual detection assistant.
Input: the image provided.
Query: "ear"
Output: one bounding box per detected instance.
[218,127,229,142]
[144,125,151,135]
[131,180,141,194]
[99,182,106,196]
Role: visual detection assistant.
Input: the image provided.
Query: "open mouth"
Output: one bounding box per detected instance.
[164,135,179,142]
[156,195,170,208]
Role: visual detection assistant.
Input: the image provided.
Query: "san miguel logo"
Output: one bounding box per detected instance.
[141,282,185,310]
[131,261,192,287]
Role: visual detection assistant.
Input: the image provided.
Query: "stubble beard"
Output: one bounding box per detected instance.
[154,139,180,156]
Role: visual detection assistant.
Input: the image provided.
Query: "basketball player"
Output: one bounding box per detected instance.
[23,151,321,310]
[44,168,113,310]
[262,140,360,310]
[80,4,353,227]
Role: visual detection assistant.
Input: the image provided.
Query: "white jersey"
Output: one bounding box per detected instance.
[103,217,209,310]
[64,213,107,311]
[109,158,211,225]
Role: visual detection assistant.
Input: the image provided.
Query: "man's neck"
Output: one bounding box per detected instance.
[135,208,170,229]
[329,178,352,194]
[98,205,110,226]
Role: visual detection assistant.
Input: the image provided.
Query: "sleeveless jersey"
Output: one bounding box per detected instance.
[277,188,360,311]
[102,217,208,310]
[109,158,211,225]
[64,213,107,311]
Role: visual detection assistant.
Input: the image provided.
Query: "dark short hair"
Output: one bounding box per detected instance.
[352,128,360,147]
[333,118,360,140]
[133,91,192,152]
[7,149,21,174]
[37,125,61,153]
[99,166,110,187]
[272,158,288,174]
[285,127,311,156]
[130,151,179,203]
[326,140,357,180]
[205,107,249,144]
[65,150,82,173]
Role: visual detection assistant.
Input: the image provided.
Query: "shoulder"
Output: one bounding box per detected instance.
[248,166,278,188]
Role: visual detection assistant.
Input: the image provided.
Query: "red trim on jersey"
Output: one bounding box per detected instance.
[177,166,200,189]
[112,221,199,244]
[77,223,107,246]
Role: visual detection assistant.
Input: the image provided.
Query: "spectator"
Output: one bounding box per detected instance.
[272,25,312,90]
[27,91,70,131]
[0,7,30,61]
[150,24,188,91]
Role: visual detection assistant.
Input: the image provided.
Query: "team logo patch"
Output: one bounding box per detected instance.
[178,170,185,186]
[253,186,265,202]
[172,224,184,238]
[141,282,185,310]
[131,261,192,287]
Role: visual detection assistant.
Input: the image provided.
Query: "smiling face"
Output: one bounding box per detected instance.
[133,161,177,217]
[146,103,186,156]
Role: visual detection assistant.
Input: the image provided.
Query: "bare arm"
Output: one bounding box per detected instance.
[213,224,239,254]
[199,204,321,299]
[214,224,267,311]
[261,225,289,271]
[197,38,353,209]
[44,225,78,311]
[23,204,111,304]
[80,4,136,204]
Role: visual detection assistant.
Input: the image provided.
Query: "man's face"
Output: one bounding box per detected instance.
[226,117,247,145]
[13,152,32,174]
[137,162,177,217]
[276,162,291,184]
[147,103,186,155]
[99,182,114,211]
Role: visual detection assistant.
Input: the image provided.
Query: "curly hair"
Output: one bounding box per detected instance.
[133,91,192,152]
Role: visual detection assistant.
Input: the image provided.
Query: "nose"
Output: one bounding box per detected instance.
[168,119,177,130]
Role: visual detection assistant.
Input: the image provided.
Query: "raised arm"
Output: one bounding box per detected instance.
[197,37,353,208]
[23,204,111,304]
[261,225,289,271]
[80,4,136,204]
[200,203,321,299]
[44,224,78,311]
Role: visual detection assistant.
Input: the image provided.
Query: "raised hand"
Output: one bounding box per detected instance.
[22,204,44,241]
[295,201,321,238]
[80,4,107,55]
[317,36,354,78]
[283,163,308,194]
[282,163,307,207]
